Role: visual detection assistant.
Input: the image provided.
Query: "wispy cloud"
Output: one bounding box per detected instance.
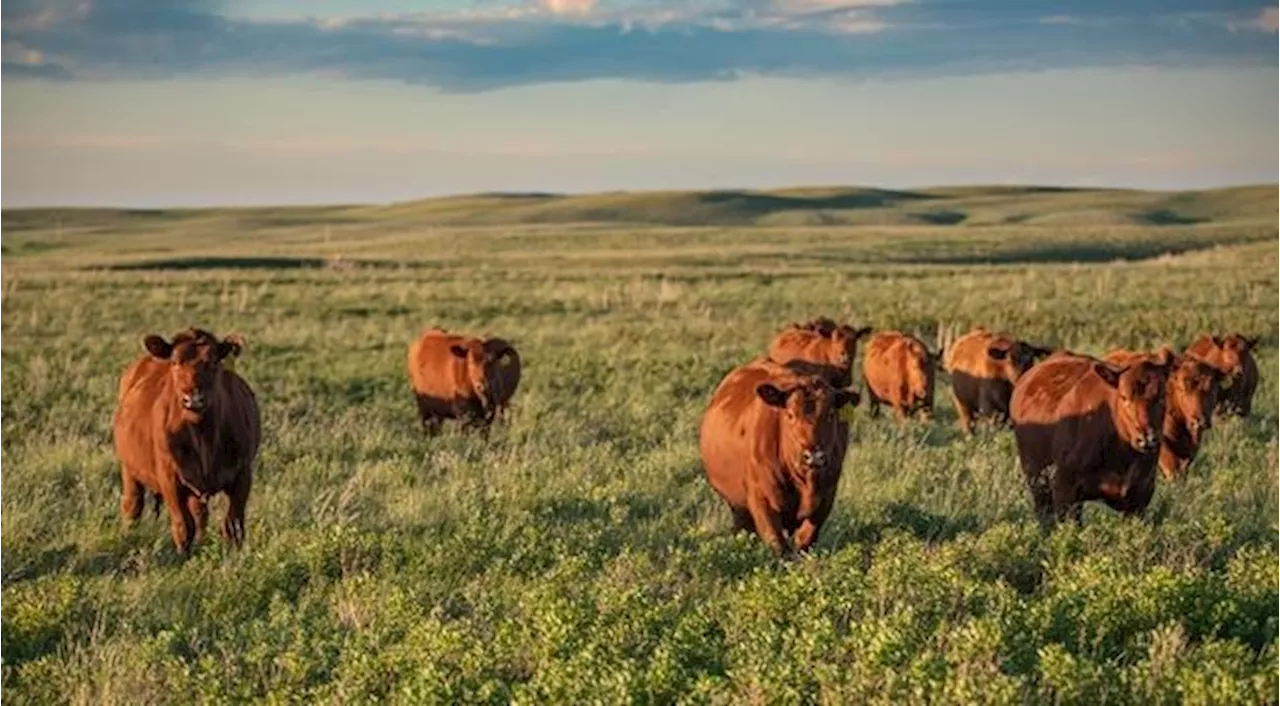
[1,0,1274,91]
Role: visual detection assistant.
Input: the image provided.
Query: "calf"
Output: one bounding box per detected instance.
[407,328,519,430]
[113,328,260,555]
[944,327,1052,434]
[767,319,871,389]
[861,331,937,421]
[1105,347,1222,480]
[1010,351,1173,528]
[700,358,857,555]
[1184,333,1259,417]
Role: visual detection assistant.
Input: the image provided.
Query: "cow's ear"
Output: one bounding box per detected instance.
[987,343,1011,360]
[1154,345,1177,369]
[1029,345,1053,360]
[1242,336,1259,350]
[756,383,791,408]
[449,345,469,358]
[144,335,173,360]
[217,333,246,360]
[852,326,872,341]
[834,388,859,409]
[1093,363,1124,388]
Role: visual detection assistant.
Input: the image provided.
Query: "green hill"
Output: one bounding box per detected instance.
[4,184,1275,231]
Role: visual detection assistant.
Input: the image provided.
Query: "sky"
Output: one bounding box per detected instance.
[2,0,1277,207]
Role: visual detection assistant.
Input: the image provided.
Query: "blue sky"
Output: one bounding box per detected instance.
[3,0,1276,206]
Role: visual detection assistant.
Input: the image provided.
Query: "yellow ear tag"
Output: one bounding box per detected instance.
[839,405,858,423]
[1219,376,1233,390]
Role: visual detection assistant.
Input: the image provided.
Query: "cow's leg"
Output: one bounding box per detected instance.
[730,508,756,534]
[221,469,252,549]
[892,404,909,422]
[121,472,145,525]
[792,494,835,554]
[159,482,195,556]
[186,494,208,545]
[1050,468,1083,527]
[1027,471,1055,531]
[952,390,973,436]
[865,383,881,418]
[746,491,790,556]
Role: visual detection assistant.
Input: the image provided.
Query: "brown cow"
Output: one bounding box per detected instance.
[1010,351,1173,529]
[700,358,858,556]
[407,328,519,430]
[112,328,260,555]
[1105,347,1223,480]
[944,327,1052,434]
[862,331,937,421]
[1184,333,1259,417]
[767,319,871,388]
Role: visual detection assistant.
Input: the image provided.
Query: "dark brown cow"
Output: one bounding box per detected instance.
[767,319,871,388]
[861,331,937,421]
[113,328,261,555]
[407,328,519,430]
[1105,347,1222,480]
[1184,333,1259,417]
[700,358,857,556]
[944,327,1052,434]
[1010,351,1173,528]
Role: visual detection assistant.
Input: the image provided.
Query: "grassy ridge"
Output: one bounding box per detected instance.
[1,187,1277,703]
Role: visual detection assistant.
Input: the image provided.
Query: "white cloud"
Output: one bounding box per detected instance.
[1254,7,1278,33]
[539,0,598,16]
[2,42,48,66]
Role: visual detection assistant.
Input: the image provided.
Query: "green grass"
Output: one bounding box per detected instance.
[2,185,1277,704]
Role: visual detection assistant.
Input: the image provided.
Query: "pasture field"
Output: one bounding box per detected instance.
[2,186,1278,704]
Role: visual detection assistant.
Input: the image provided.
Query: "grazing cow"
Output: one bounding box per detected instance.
[944,327,1052,434]
[861,331,937,421]
[1184,333,1259,417]
[1010,351,1173,528]
[1105,347,1223,480]
[112,328,260,555]
[407,328,519,430]
[767,319,872,388]
[700,358,858,555]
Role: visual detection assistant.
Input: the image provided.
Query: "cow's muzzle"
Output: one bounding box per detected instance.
[1136,429,1160,454]
[181,391,206,412]
[801,448,827,470]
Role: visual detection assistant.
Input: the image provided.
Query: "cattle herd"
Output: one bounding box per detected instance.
[111,320,1260,557]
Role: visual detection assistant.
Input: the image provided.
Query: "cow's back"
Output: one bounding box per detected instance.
[944,328,1008,378]
[408,329,470,401]
[700,360,784,509]
[769,329,829,366]
[113,357,173,488]
[863,332,928,403]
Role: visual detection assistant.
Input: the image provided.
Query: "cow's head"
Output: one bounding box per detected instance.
[1214,334,1257,387]
[143,328,244,420]
[756,377,857,475]
[1094,351,1174,455]
[831,325,873,370]
[987,339,1054,382]
[450,337,517,411]
[1167,356,1223,444]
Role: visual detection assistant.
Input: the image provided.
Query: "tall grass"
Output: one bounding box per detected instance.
[2,195,1277,704]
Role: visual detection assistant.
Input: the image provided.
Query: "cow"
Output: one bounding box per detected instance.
[943,327,1052,434]
[112,328,260,555]
[767,319,872,389]
[699,358,858,556]
[1104,347,1223,480]
[1184,333,1259,417]
[861,330,938,421]
[407,328,520,431]
[1010,351,1173,529]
